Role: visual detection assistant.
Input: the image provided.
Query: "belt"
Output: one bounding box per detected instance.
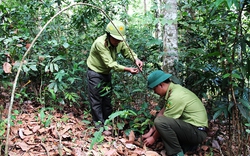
[197,127,208,132]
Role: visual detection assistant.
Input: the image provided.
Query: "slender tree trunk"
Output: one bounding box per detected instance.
[154,0,161,39]
[161,0,178,75]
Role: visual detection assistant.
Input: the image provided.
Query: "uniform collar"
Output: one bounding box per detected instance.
[165,82,173,101]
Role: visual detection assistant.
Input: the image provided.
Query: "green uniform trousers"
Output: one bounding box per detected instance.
[154,116,207,155]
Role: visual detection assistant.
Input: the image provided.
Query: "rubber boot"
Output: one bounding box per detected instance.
[176,151,184,156]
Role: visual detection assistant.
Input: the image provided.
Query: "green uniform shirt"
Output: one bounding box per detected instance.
[87,34,138,74]
[164,83,208,127]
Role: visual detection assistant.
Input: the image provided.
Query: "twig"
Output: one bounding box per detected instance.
[55,125,63,156]
[40,143,50,156]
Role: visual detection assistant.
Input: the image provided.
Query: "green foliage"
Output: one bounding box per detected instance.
[89,127,104,150]
[238,99,250,123]
[129,102,154,135]
[246,123,250,134]
[177,1,250,153]
[39,107,54,127]
[104,110,137,130]
[0,105,5,139]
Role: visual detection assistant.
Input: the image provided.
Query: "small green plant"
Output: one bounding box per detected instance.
[39,107,54,127]
[129,102,154,135]
[246,123,250,134]
[89,110,137,149]
[89,127,104,150]
[0,105,5,139]
[104,110,137,130]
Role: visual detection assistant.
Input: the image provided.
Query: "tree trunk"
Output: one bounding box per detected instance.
[144,0,147,13]
[154,0,161,39]
[161,0,178,75]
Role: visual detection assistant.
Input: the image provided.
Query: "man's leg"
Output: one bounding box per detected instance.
[154,116,207,155]
[87,69,105,123]
[102,73,112,121]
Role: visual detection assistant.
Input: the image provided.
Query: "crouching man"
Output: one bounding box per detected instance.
[142,70,208,156]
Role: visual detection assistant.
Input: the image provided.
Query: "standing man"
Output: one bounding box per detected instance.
[142,70,208,156]
[87,20,143,127]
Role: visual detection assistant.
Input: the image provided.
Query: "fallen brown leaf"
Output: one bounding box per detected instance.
[145,150,161,156]
[16,141,34,151]
[125,143,136,150]
[90,149,101,156]
[103,130,112,136]
[31,125,40,133]
[126,130,135,143]
[38,127,47,134]
[18,128,26,139]
[201,145,209,151]
[23,128,33,135]
[63,146,72,154]
[105,149,118,156]
[116,145,124,155]
[59,124,72,135]
[132,147,145,155]
[72,147,86,156]
[3,62,12,73]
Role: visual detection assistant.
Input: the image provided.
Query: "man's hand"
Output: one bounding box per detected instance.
[128,67,139,74]
[135,58,143,71]
[143,136,156,146]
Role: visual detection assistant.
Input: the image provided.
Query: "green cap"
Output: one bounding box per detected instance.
[147,70,172,89]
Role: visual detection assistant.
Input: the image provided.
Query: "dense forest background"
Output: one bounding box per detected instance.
[0,0,250,155]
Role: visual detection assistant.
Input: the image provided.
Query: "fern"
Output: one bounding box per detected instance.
[90,127,104,150]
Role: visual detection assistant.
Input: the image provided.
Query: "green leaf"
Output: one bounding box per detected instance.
[222,73,230,78]
[226,0,233,8]
[231,73,241,79]
[246,129,250,133]
[52,55,66,62]
[29,65,37,71]
[90,127,104,149]
[247,59,250,77]
[238,104,250,123]
[213,109,223,120]
[50,63,54,73]
[54,63,59,71]
[22,65,29,73]
[215,0,225,7]
[40,108,45,122]
[63,42,70,48]
[55,70,65,81]
[49,89,56,100]
[13,110,19,115]
[45,64,49,72]
[132,88,143,93]
[239,99,250,110]
[117,122,125,130]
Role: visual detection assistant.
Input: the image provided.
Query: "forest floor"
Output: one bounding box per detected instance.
[0,94,234,156]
